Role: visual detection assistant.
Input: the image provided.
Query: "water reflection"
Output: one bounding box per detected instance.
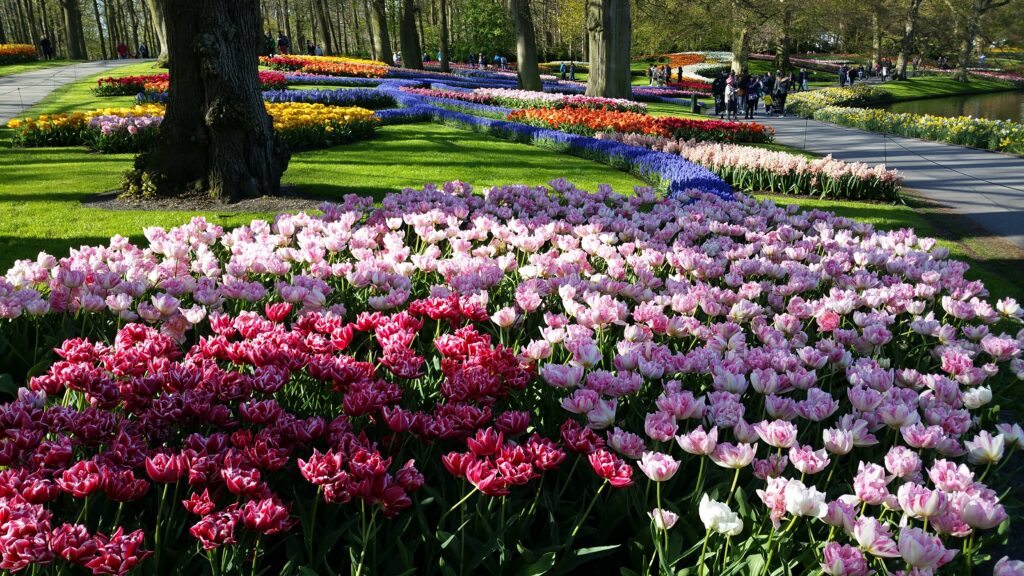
[879,90,1024,122]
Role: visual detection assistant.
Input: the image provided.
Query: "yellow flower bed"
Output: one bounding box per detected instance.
[0,43,37,64]
[8,102,378,150]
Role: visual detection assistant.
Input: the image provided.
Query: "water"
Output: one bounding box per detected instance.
[878,90,1024,122]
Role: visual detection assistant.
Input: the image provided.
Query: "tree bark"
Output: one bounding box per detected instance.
[313,0,331,53]
[774,1,792,72]
[143,0,168,63]
[369,0,389,62]
[89,0,106,58]
[731,25,749,74]
[509,0,541,90]
[58,0,85,58]
[439,0,449,71]
[133,0,290,202]
[399,0,422,67]
[894,0,923,80]
[585,0,630,99]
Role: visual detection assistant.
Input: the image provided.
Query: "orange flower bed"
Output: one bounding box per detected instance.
[663,53,705,68]
[260,55,388,78]
[507,108,662,137]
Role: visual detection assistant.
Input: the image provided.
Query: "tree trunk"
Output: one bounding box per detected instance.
[870,10,881,69]
[59,0,85,58]
[127,0,140,56]
[399,0,421,68]
[509,0,541,90]
[439,0,449,71]
[144,0,168,64]
[731,25,749,74]
[314,0,331,53]
[585,0,630,99]
[774,1,792,72]
[23,0,39,46]
[91,0,107,58]
[895,0,923,80]
[364,0,376,59]
[369,0,389,62]
[133,0,290,202]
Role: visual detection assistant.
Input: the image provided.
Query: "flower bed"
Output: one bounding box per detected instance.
[95,71,288,96]
[596,132,903,200]
[665,80,712,93]
[0,43,37,64]
[261,88,396,110]
[507,108,773,143]
[399,87,646,113]
[261,55,389,78]
[7,103,378,151]
[786,85,1024,154]
[0,180,1021,575]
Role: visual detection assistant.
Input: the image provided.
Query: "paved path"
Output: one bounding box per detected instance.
[750,114,1024,249]
[0,59,151,124]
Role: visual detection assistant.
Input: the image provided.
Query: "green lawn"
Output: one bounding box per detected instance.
[875,75,1016,101]
[0,121,646,269]
[758,194,1023,300]
[0,59,76,77]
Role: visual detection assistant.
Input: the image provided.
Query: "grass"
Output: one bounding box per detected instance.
[0,59,75,78]
[758,194,1023,300]
[875,75,1017,102]
[0,120,645,268]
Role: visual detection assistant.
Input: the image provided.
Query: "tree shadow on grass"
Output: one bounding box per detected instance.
[0,234,115,269]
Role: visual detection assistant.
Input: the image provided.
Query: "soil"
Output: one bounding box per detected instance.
[82,186,328,213]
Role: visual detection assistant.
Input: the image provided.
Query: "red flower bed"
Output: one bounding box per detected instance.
[666,80,712,93]
[96,71,288,96]
[507,108,773,143]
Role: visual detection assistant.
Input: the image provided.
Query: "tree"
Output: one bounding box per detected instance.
[314,0,333,54]
[585,0,630,99]
[509,0,541,90]
[58,0,87,59]
[399,0,422,68]
[145,0,169,64]
[947,0,1009,82]
[894,0,924,80]
[439,0,450,71]
[127,0,290,202]
[369,0,390,62]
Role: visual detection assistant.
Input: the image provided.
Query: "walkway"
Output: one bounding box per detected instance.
[0,59,150,124]
[753,114,1024,249]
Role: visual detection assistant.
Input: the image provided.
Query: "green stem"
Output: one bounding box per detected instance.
[721,535,731,572]
[565,481,607,551]
[154,483,169,571]
[698,530,710,576]
[724,467,741,505]
[307,486,321,561]
[759,526,777,576]
[440,486,478,522]
[251,534,262,576]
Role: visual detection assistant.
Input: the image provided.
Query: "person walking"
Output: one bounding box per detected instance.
[39,35,53,60]
[724,75,738,120]
[647,65,654,86]
[569,61,576,81]
[277,32,289,55]
[116,41,129,59]
[307,40,316,56]
[138,43,149,59]
[560,61,567,80]
[838,64,847,87]
[711,71,726,118]
[745,76,761,119]
[676,66,683,83]
[773,71,789,116]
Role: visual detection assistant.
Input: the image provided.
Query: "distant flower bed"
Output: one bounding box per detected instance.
[596,132,903,200]
[96,71,288,96]
[261,55,388,78]
[399,87,646,113]
[7,102,378,152]
[507,108,773,144]
[0,43,37,64]
[662,53,706,68]
[969,69,1024,86]
[813,107,1024,155]
[261,88,396,109]
[666,80,713,93]
[785,85,890,117]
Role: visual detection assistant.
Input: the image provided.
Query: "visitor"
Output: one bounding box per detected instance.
[478,53,484,68]
[468,53,474,66]
[277,32,289,55]
[437,49,442,62]
[39,35,53,60]
[569,61,576,81]
[881,63,889,82]
[265,31,275,56]
[394,51,402,66]
[138,43,148,59]
[745,76,761,119]
[315,45,324,57]
[858,65,865,80]
[979,53,987,67]
[773,71,789,116]
[737,73,749,117]
[848,66,856,85]
[797,68,807,92]
[116,41,129,59]
[560,61,567,80]
[762,72,774,105]
[711,71,726,118]
[677,66,683,83]
[724,74,738,121]
[838,64,847,87]
[307,40,316,56]
[647,65,654,86]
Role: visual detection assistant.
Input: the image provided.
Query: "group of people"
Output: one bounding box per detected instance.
[559,61,577,81]
[647,64,684,86]
[264,32,324,57]
[711,69,804,120]
[465,52,508,70]
[838,63,868,86]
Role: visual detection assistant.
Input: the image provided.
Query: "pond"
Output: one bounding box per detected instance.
[878,90,1024,122]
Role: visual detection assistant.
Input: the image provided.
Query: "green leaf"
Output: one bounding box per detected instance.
[0,374,17,397]
[574,544,620,558]
[514,551,556,576]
